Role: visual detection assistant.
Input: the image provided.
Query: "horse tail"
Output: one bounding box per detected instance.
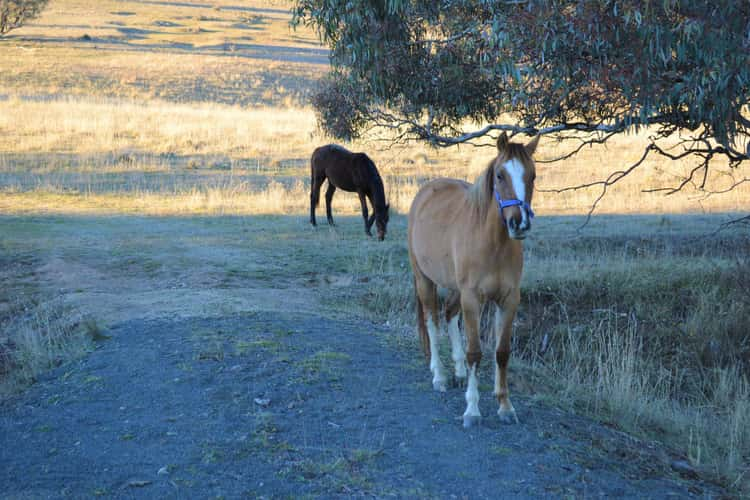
[415,278,431,362]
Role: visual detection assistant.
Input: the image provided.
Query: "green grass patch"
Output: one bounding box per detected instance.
[235,339,282,356]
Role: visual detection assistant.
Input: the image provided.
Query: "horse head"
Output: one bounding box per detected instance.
[490,132,539,240]
[367,203,390,241]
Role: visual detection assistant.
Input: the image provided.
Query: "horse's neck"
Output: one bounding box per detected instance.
[367,171,386,209]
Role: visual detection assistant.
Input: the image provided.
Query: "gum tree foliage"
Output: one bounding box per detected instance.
[0,0,48,35]
[293,0,750,207]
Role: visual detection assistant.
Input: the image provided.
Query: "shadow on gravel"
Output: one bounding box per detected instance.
[0,312,722,498]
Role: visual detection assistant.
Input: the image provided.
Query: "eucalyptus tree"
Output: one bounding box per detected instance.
[0,0,49,35]
[293,0,750,217]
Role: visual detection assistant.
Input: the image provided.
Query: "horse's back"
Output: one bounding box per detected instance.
[408,178,471,288]
[409,178,470,226]
[409,178,470,213]
[312,144,348,171]
[311,144,368,192]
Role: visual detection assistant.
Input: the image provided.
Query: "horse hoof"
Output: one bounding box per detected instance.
[463,415,481,428]
[432,379,447,392]
[498,408,519,425]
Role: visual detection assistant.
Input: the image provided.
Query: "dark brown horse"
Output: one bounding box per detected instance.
[309,144,390,240]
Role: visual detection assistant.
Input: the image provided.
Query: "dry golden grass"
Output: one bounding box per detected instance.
[0,0,325,105]
[0,297,93,395]
[0,97,317,157]
[1,95,748,217]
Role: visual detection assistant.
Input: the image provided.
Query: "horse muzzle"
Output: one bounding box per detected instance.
[507,211,531,240]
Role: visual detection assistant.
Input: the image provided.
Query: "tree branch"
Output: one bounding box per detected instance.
[412,122,629,146]
[535,144,654,229]
[536,130,620,163]
[714,214,750,234]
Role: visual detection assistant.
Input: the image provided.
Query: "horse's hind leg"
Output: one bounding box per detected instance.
[494,297,519,424]
[358,192,372,236]
[325,183,336,226]
[415,273,447,392]
[445,291,467,386]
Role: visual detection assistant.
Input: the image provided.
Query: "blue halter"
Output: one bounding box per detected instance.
[494,188,534,224]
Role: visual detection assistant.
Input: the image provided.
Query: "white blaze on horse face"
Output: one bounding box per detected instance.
[503,158,530,226]
[503,158,526,203]
[427,317,447,392]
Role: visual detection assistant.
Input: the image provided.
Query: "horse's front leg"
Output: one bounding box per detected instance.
[358,192,372,236]
[325,183,336,226]
[494,296,520,424]
[310,177,324,226]
[460,290,482,428]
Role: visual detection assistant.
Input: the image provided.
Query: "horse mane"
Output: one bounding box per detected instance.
[329,144,350,154]
[360,154,387,211]
[466,143,531,216]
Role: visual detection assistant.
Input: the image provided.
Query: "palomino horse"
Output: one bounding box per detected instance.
[408,132,539,427]
[310,144,390,240]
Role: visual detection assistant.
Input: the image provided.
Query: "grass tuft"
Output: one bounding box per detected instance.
[0,298,92,396]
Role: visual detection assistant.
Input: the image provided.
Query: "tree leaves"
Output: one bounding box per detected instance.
[0,0,49,35]
[295,0,749,165]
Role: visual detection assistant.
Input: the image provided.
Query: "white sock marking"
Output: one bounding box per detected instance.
[447,316,466,379]
[463,364,481,418]
[427,317,447,391]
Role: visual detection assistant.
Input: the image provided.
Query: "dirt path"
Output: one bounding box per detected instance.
[0,215,726,498]
[1,310,721,498]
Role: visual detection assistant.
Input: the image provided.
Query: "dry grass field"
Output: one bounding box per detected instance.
[1,0,748,494]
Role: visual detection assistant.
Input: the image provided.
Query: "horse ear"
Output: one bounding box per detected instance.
[525,135,540,156]
[497,132,509,152]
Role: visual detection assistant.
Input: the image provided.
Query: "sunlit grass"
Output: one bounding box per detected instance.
[1,96,747,217]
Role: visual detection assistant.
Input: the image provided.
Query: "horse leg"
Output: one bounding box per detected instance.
[494,297,519,424]
[460,290,482,428]
[445,291,467,386]
[415,273,447,392]
[358,192,372,236]
[325,183,336,226]
[310,176,324,226]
